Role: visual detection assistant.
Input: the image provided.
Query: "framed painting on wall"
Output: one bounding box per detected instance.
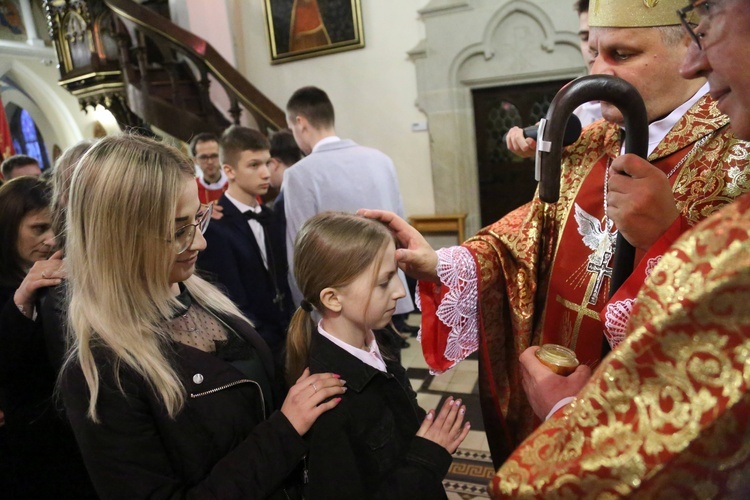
[263,0,364,64]
[0,0,26,42]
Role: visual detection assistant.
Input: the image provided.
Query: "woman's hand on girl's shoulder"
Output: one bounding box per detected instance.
[280,368,347,435]
[13,250,66,318]
[416,396,471,454]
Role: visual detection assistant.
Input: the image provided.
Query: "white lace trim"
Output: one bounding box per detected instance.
[419,246,480,374]
[645,256,662,277]
[603,298,635,349]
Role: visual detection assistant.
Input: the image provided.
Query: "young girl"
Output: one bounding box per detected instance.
[287,212,470,499]
[60,134,346,499]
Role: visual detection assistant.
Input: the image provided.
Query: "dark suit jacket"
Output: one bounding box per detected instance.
[305,334,451,499]
[197,195,293,363]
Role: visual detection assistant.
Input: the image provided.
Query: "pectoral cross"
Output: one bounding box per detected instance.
[556,244,613,347]
[585,237,614,305]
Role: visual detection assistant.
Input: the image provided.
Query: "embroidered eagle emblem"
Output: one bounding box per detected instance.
[574,204,618,304]
[573,203,617,261]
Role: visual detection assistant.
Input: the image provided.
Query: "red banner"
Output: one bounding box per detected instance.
[0,98,15,162]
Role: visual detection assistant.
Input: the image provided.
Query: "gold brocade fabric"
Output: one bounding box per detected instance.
[491,192,750,498]
[466,95,750,462]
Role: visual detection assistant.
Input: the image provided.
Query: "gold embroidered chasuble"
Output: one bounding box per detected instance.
[420,95,750,463]
[491,191,750,498]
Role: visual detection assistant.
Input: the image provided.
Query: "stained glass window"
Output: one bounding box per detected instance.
[10,108,50,171]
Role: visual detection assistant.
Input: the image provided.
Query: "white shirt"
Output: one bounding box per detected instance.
[317,322,387,373]
[311,135,341,153]
[283,139,413,315]
[224,191,268,269]
[573,101,603,128]
[197,169,228,190]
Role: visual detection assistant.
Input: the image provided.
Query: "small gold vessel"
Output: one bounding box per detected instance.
[535,344,579,376]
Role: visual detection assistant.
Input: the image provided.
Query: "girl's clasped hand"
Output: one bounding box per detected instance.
[417,396,471,454]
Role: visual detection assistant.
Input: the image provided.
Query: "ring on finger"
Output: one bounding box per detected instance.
[312,383,318,393]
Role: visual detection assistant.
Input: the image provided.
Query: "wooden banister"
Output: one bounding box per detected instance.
[103,0,286,133]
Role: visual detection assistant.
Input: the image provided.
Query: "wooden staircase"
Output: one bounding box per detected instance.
[45,0,285,142]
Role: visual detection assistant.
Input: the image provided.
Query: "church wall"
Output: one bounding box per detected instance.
[173,0,587,232]
[0,50,116,151]
[412,0,585,234]
[176,0,436,217]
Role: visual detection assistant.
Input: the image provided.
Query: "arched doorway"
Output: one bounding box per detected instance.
[473,78,571,225]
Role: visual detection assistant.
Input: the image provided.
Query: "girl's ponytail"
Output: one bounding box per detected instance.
[286,304,315,386]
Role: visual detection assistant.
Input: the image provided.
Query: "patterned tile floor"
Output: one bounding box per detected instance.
[400,317,493,499]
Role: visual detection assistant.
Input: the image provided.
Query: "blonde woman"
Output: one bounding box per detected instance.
[61,134,345,499]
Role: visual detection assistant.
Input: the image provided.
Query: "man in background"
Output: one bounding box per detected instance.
[191,133,227,204]
[506,0,601,157]
[267,129,302,217]
[572,0,601,126]
[197,126,293,366]
[283,86,414,318]
[1,155,41,180]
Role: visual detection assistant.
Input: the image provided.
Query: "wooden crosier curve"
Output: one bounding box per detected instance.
[535,75,648,356]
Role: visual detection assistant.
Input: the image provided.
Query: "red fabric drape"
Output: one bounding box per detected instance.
[0,99,15,163]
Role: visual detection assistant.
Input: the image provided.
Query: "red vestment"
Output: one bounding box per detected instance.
[0,99,14,162]
[492,192,750,497]
[420,95,750,463]
[196,177,227,205]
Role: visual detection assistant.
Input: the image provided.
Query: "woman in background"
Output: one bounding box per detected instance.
[37,139,96,371]
[0,176,57,308]
[0,175,94,496]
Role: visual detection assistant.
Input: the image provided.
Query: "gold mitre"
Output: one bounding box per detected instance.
[589,0,684,27]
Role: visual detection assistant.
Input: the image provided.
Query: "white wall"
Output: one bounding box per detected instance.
[214,0,435,217]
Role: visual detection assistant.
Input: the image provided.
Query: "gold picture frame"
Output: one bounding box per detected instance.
[263,0,365,65]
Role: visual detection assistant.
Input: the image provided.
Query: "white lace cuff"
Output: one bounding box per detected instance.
[421,246,480,373]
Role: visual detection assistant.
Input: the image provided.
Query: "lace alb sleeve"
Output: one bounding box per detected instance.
[417,246,479,369]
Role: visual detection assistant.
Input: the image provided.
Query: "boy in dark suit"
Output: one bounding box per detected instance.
[197,126,293,366]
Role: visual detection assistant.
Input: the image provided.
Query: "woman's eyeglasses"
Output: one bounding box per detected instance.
[172,204,212,254]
